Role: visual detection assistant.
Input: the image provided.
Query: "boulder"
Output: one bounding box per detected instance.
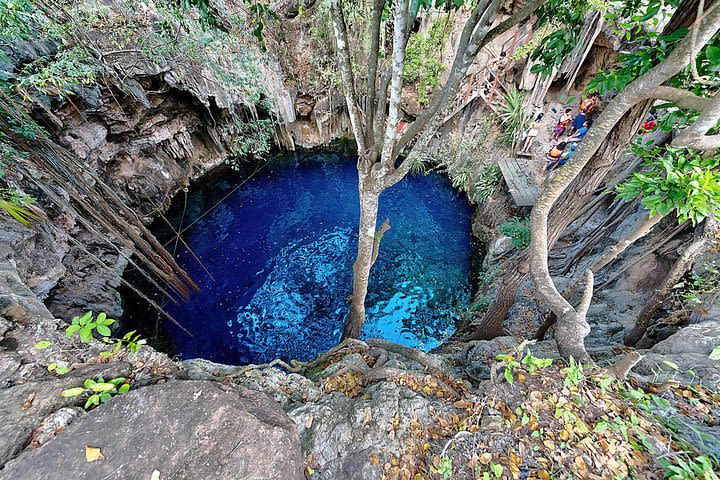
[0,380,304,480]
[652,321,720,356]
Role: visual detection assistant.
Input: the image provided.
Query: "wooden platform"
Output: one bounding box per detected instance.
[497,157,541,207]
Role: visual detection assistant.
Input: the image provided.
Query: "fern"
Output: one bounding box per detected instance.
[472,164,502,203]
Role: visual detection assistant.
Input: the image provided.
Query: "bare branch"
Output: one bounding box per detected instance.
[577,270,594,319]
[364,0,385,138]
[377,0,410,171]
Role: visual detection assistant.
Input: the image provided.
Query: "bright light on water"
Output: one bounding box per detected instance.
[164,153,473,365]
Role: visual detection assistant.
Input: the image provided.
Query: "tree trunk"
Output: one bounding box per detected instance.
[625,218,718,346]
[471,101,651,340]
[342,174,380,340]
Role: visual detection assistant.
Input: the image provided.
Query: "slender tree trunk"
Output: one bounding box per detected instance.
[625,218,718,346]
[342,173,380,340]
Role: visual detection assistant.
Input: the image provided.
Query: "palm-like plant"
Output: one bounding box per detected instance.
[0,189,43,226]
[495,87,530,151]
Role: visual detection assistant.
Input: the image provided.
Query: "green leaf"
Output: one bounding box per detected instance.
[99,392,112,403]
[79,325,93,342]
[706,46,720,64]
[55,366,69,375]
[504,367,514,384]
[84,394,100,410]
[84,378,96,388]
[60,387,86,397]
[118,383,130,394]
[65,325,80,337]
[34,340,52,349]
[90,382,116,392]
[96,325,112,337]
[709,346,720,361]
[661,360,680,370]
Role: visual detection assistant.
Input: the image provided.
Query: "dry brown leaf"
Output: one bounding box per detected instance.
[85,446,104,462]
[21,393,35,411]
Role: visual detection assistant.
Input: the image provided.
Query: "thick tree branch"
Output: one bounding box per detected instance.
[364,0,384,139]
[377,0,410,172]
[330,0,368,153]
[671,91,720,149]
[577,270,594,319]
[652,85,715,110]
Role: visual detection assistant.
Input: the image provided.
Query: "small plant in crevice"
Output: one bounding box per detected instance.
[0,188,42,226]
[60,376,131,410]
[66,311,115,342]
[498,217,531,249]
[472,164,501,204]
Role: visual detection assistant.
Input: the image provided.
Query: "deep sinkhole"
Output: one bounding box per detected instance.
[123,152,474,365]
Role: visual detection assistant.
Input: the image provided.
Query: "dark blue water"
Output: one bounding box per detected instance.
[165,153,473,365]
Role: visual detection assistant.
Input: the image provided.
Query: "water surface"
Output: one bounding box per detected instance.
[165,153,473,364]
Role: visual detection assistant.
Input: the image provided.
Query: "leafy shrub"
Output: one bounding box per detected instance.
[498,217,531,249]
[451,169,472,193]
[404,18,448,104]
[472,164,502,203]
[225,117,275,168]
[494,87,529,149]
[60,376,131,410]
[616,147,720,225]
[16,47,97,98]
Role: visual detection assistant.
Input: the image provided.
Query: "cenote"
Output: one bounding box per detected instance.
[127,152,474,365]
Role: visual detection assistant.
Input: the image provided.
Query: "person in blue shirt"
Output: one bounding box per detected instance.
[569,119,592,141]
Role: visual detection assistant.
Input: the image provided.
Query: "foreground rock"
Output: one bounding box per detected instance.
[0,381,303,480]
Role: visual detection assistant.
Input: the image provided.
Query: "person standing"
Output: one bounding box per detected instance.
[521,113,544,152]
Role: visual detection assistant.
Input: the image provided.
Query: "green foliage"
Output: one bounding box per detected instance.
[494,87,529,149]
[521,349,553,375]
[450,169,472,193]
[47,362,70,375]
[498,217,531,249]
[710,346,720,361]
[472,164,501,204]
[60,376,131,410]
[0,0,36,51]
[529,0,606,77]
[659,454,719,480]
[404,18,448,104]
[225,117,275,168]
[34,340,52,349]
[616,147,720,225]
[432,456,453,479]
[101,330,147,360]
[678,261,720,307]
[587,28,688,96]
[66,311,115,343]
[0,188,41,226]
[16,47,98,98]
[561,357,585,387]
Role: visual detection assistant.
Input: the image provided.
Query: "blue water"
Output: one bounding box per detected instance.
[165,153,473,365]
